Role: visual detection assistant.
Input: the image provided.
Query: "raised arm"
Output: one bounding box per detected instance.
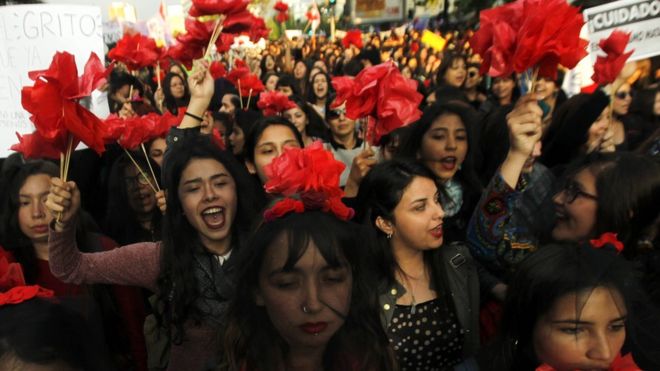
[46,178,160,291]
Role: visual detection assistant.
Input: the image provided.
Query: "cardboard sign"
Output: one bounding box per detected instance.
[0,4,104,158]
[583,0,660,62]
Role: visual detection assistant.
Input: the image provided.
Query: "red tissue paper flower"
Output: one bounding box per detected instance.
[169,18,236,68]
[108,33,164,71]
[0,285,55,306]
[103,113,176,150]
[274,1,289,23]
[227,59,250,84]
[342,29,363,49]
[210,60,227,79]
[223,10,269,42]
[471,0,587,79]
[236,74,264,97]
[590,232,624,254]
[0,256,54,307]
[591,30,634,86]
[332,61,423,144]
[189,0,250,17]
[470,1,522,78]
[211,127,226,150]
[257,90,296,116]
[0,256,25,291]
[263,142,354,222]
[11,131,64,160]
[21,51,112,155]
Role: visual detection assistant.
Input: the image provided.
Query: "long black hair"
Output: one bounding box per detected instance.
[484,242,659,370]
[288,95,331,141]
[243,116,305,165]
[157,135,259,344]
[222,211,396,371]
[162,72,191,115]
[104,152,162,245]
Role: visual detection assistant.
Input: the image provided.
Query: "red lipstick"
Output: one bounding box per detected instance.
[299,322,328,334]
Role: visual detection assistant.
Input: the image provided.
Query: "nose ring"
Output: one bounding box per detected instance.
[302,305,309,313]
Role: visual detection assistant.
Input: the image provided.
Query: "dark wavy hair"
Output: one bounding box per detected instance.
[354,160,452,294]
[483,242,659,370]
[558,152,660,258]
[162,72,191,115]
[221,211,396,371]
[306,70,334,104]
[104,152,162,245]
[157,135,260,344]
[396,102,483,240]
[288,95,331,141]
[436,52,467,88]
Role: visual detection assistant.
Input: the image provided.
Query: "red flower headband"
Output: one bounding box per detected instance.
[263,142,354,222]
[257,91,297,116]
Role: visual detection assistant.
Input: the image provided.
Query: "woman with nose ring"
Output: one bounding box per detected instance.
[221,144,395,371]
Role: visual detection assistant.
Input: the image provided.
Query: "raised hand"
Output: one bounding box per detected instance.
[45,178,81,231]
[506,94,543,159]
[156,190,167,215]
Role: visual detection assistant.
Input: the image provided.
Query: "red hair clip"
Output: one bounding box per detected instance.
[590,232,624,254]
[0,256,54,307]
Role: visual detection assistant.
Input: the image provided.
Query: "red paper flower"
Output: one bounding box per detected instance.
[274,1,289,23]
[167,41,201,70]
[11,131,65,160]
[116,113,167,150]
[342,29,363,49]
[471,0,587,79]
[237,74,264,97]
[257,90,296,116]
[263,142,353,221]
[22,51,111,155]
[512,0,587,79]
[0,285,54,306]
[0,256,25,291]
[223,10,269,42]
[210,60,227,79]
[101,114,126,144]
[592,30,634,86]
[470,1,522,77]
[227,59,250,85]
[590,232,624,254]
[160,108,187,129]
[332,62,423,144]
[108,33,164,71]
[189,0,250,17]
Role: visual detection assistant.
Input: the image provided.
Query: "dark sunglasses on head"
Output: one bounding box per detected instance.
[329,107,346,117]
[468,71,478,78]
[615,91,632,99]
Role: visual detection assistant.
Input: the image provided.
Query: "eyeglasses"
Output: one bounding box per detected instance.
[329,107,346,117]
[560,180,598,204]
[124,174,152,188]
[614,91,632,100]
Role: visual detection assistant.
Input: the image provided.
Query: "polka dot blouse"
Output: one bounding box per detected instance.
[387,298,464,370]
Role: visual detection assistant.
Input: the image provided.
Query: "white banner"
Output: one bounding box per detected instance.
[0,4,104,158]
[583,0,660,63]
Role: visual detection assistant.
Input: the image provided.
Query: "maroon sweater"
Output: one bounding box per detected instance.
[49,224,219,371]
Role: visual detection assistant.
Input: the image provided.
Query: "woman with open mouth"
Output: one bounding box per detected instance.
[355,160,480,371]
[397,101,483,245]
[45,63,261,371]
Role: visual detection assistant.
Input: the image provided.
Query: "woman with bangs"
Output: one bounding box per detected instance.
[45,63,261,370]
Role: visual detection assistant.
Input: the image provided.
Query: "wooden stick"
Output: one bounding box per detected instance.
[141,143,161,191]
[123,148,158,194]
[238,79,244,109]
[245,88,253,110]
[57,135,74,223]
[203,16,226,59]
[156,62,162,90]
[528,67,539,96]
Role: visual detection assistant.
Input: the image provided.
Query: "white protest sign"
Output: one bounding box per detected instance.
[583,0,660,63]
[0,4,104,158]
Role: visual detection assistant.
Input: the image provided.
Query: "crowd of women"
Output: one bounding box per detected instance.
[0,23,659,371]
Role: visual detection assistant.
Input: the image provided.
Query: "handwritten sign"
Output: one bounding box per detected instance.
[0,4,104,158]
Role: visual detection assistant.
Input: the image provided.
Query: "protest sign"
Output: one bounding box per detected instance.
[0,4,104,158]
[584,0,660,62]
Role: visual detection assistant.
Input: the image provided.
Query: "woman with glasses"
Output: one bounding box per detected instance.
[104,152,161,246]
[324,103,367,187]
[468,92,660,299]
[609,83,634,150]
[463,63,487,110]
